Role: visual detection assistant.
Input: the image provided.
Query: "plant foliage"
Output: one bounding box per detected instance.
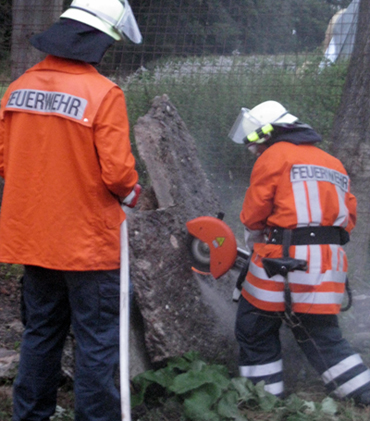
[131,351,345,421]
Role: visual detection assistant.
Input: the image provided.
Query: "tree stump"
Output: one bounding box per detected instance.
[128,94,239,369]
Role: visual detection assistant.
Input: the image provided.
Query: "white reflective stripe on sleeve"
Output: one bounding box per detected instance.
[322,354,363,384]
[306,181,322,225]
[239,359,283,378]
[333,370,370,399]
[244,281,285,303]
[334,184,349,227]
[292,181,310,225]
[264,381,284,396]
[291,291,344,305]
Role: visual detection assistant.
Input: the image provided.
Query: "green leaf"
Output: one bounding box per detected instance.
[217,390,241,419]
[320,396,338,415]
[247,381,279,412]
[170,365,230,395]
[166,351,201,372]
[285,394,308,413]
[230,377,255,400]
[301,401,316,413]
[183,383,222,421]
[285,414,310,421]
[133,367,176,389]
[130,378,152,408]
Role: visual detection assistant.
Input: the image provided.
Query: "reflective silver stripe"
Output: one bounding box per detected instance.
[292,291,343,305]
[331,244,339,273]
[334,184,349,226]
[251,245,346,286]
[291,166,350,228]
[292,181,310,225]
[288,270,347,285]
[271,264,346,286]
[239,359,283,378]
[294,244,308,261]
[290,165,349,192]
[307,244,322,274]
[247,256,345,306]
[245,279,344,307]
[289,244,346,285]
[5,89,87,121]
[322,354,363,384]
[306,180,322,225]
[243,281,284,303]
[338,247,345,272]
[333,370,370,398]
[264,381,284,396]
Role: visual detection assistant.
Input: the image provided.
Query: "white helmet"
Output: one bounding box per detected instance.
[61,0,142,44]
[228,101,298,144]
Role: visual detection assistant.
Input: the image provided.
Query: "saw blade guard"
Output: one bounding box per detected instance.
[186,216,238,279]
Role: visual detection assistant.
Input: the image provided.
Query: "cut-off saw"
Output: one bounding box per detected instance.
[186,213,250,301]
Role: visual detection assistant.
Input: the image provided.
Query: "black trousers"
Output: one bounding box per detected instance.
[235,296,370,399]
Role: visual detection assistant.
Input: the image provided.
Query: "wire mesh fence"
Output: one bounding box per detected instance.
[0,0,358,239]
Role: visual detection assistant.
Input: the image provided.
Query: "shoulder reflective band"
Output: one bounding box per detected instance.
[247,123,274,143]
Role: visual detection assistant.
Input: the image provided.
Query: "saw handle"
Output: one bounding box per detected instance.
[262,257,307,278]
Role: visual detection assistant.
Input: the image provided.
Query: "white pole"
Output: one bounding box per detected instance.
[120,218,131,420]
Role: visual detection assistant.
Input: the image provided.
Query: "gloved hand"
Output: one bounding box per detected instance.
[121,184,142,208]
[244,227,265,253]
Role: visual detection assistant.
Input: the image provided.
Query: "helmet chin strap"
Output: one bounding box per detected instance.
[247,144,258,155]
[247,143,268,157]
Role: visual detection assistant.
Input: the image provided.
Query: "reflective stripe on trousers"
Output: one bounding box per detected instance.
[321,354,370,398]
[235,296,370,399]
[239,359,284,396]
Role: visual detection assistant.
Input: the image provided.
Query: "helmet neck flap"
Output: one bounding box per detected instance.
[266,122,322,146]
[30,19,115,65]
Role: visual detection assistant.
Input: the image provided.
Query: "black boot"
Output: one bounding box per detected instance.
[354,390,370,407]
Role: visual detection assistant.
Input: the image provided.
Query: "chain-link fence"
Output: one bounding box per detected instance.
[0,0,358,239]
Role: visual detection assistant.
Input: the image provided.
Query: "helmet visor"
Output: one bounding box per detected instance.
[116,0,142,44]
[228,108,262,144]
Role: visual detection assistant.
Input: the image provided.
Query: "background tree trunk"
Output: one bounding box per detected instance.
[11,0,63,81]
[330,0,370,286]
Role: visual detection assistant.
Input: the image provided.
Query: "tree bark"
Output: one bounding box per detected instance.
[11,0,63,81]
[330,0,370,284]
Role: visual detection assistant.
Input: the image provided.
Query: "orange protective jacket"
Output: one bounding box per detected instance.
[0,55,138,271]
[240,141,356,314]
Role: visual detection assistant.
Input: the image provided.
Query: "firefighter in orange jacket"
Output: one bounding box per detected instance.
[229,101,370,405]
[0,1,142,420]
